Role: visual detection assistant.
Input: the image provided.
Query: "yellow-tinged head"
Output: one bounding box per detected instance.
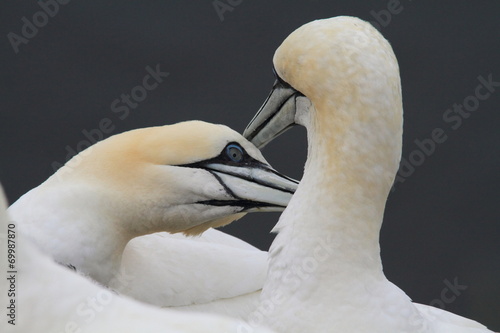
[10,120,297,284]
[46,120,298,236]
[244,16,403,195]
[273,17,400,108]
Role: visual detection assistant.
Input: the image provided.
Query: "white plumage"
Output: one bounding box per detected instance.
[113,230,265,318]
[0,186,275,333]
[7,120,296,313]
[243,16,493,333]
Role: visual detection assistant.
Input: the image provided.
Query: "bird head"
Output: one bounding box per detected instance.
[244,16,401,153]
[50,120,297,236]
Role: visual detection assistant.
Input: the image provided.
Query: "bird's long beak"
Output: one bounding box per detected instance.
[200,162,298,212]
[243,78,305,149]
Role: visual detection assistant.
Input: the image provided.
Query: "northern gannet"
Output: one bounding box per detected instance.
[0,185,275,333]
[8,120,297,312]
[243,16,493,332]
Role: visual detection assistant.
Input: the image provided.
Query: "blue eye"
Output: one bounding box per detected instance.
[226,144,244,162]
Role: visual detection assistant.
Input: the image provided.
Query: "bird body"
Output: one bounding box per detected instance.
[244,16,493,333]
[0,186,274,333]
[114,230,266,309]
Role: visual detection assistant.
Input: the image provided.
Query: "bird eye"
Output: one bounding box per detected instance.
[226,144,244,162]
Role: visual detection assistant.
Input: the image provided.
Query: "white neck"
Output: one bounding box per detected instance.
[11,180,133,285]
[263,97,399,291]
[257,91,424,332]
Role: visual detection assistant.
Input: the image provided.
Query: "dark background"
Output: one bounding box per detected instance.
[1,0,499,330]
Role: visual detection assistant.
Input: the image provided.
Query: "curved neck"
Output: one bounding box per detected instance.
[12,181,133,285]
[294,93,401,248]
[260,94,403,325]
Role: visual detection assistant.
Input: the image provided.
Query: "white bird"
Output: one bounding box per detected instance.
[243,16,494,332]
[113,229,266,317]
[8,120,297,314]
[0,185,275,333]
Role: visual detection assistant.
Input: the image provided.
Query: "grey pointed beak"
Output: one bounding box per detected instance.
[201,162,298,212]
[243,78,305,149]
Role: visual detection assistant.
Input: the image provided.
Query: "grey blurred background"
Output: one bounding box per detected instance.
[1,0,499,330]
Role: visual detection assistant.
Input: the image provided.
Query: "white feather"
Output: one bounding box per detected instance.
[6,121,296,317]
[245,16,494,333]
[0,185,274,333]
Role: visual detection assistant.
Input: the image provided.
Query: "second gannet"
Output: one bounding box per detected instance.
[244,16,493,333]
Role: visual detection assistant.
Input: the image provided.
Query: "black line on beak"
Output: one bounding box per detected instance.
[196,199,285,210]
[196,171,286,211]
[246,88,301,143]
[244,72,305,147]
[204,164,297,195]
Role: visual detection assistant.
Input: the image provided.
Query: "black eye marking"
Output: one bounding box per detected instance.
[219,142,255,165]
[272,66,294,90]
[178,142,259,169]
[226,144,244,162]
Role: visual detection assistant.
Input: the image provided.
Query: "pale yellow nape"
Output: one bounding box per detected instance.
[272,17,402,198]
[59,120,253,184]
[273,17,399,104]
[52,120,250,235]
